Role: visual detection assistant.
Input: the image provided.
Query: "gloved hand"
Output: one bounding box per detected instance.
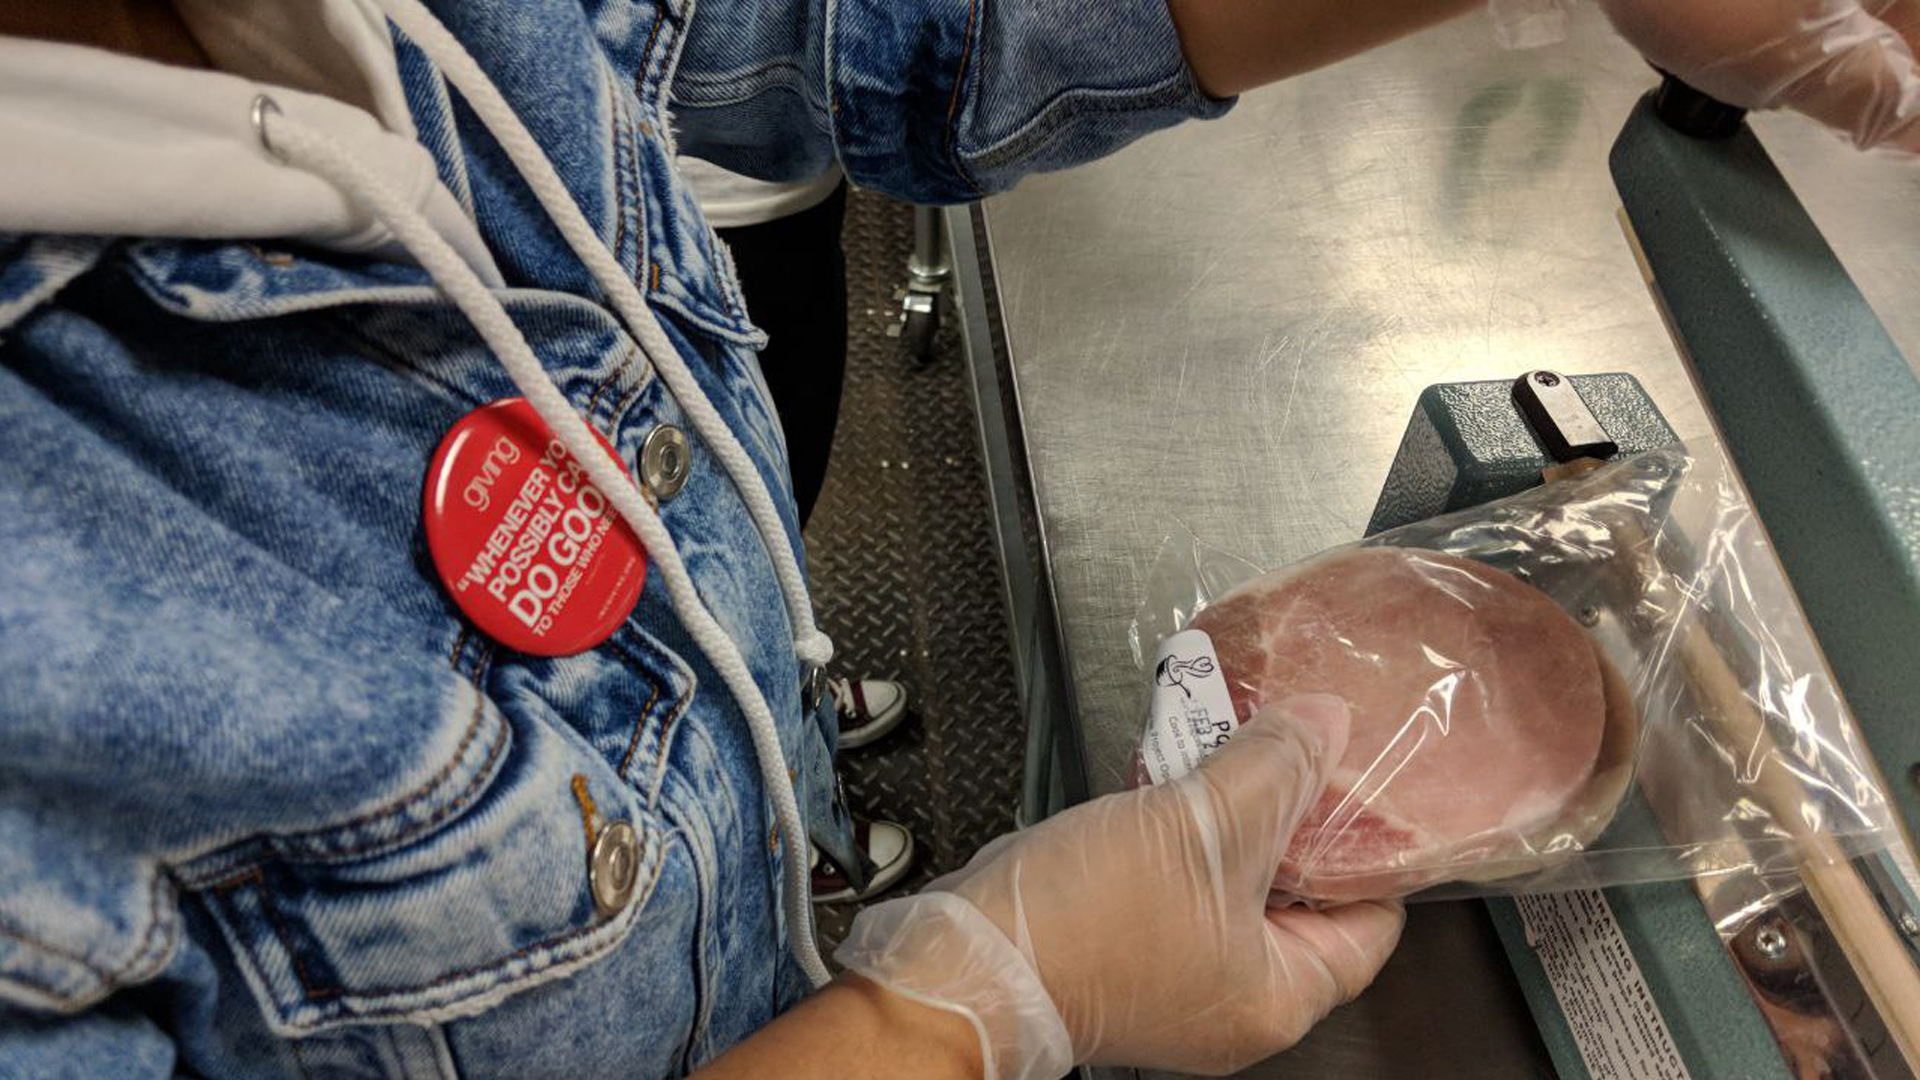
[1597,0,1920,151]
[835,695,1405,1079]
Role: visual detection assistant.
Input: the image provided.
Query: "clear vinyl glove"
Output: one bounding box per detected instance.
[835,695,1405,1079]
[1598,0,1920,150]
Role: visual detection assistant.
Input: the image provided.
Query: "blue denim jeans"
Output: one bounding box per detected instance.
[0,2,1224,1076]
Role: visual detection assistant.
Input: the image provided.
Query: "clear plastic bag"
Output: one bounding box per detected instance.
[1129,445,1899,901]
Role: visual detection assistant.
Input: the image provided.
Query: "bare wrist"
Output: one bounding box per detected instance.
[838,973,986,1080]
[1167,0,1480,96]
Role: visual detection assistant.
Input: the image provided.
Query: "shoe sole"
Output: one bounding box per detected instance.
[837,691,909,751]
[812,828,916,905]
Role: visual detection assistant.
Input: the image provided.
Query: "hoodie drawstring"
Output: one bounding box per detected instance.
[376,0,832,671]
[252,33,833,986]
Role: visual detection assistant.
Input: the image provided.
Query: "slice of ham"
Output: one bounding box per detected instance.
[1187,547,1614,901]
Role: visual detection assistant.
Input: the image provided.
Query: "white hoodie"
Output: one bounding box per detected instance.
[0,0,501,284]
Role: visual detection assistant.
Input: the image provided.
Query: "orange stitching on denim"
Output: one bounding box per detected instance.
[617,676,664,778]
[609,82,635,279]
[250,871,333,998]
[628,7,666,294]
[207,875,280,1008]
[637,8,665,101]
[201,865,262,891]
[449,627,470,670]
[945,0,978,125]
[205,877,290,1023]
[644,689,693,809]
[214,869,330,998]
[608,634,692,789]
[617,66,654,294]
[609,377,650,426]
[943,0,986,196]
[570,774,599,851]
[649,263,661,292]
[587,346,642,420]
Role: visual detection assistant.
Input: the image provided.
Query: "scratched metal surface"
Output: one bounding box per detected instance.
[977,6,1920,1079]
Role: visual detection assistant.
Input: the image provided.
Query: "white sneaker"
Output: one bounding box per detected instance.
[831,676,909,750]
[811,817,915,903]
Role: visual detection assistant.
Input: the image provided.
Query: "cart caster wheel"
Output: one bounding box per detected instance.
[903,304,938,358]
[889,290,941,359]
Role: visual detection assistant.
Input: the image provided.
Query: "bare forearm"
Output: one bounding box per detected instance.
[692,974,983,1080]
[1168,0,1481,96]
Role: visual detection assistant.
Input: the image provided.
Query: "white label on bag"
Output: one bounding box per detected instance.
[1516,890,1692,1080]
[1140,629,1239,784]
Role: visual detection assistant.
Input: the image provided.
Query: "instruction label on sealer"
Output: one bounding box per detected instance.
[1140,629,1238,783]
[1517,890,1693,1080]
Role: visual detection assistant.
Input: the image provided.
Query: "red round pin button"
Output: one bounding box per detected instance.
[424,398,647,657]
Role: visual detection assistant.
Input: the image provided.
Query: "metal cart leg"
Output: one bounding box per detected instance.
[889,204,951,359]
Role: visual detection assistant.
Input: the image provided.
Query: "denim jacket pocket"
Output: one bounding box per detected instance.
[488,623,697,810]
[192,690,666,1037]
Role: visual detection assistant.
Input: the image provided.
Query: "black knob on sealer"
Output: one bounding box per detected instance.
[1652,71,1747,140]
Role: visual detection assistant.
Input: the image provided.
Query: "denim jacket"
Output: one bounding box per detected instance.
[0,2,1223,1077]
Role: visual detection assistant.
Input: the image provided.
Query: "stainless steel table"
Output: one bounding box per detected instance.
[950,6,1920,1078]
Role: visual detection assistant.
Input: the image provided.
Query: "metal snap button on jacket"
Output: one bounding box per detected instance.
[639,425,690,501]
[590,821,641,915]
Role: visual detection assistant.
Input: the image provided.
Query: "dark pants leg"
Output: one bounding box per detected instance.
[720,185,867,885]
[717,183,849,529]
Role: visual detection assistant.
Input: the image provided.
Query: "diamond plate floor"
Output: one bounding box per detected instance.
[805,193,1023,949]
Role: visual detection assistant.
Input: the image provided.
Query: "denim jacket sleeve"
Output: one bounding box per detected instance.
[670,0,1233,203]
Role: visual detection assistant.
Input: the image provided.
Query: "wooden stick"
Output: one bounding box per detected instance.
[1674,625,1920,1068]
[1545,459,1920,1068]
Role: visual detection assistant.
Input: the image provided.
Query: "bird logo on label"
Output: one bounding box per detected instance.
[1155,655,1217,699]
